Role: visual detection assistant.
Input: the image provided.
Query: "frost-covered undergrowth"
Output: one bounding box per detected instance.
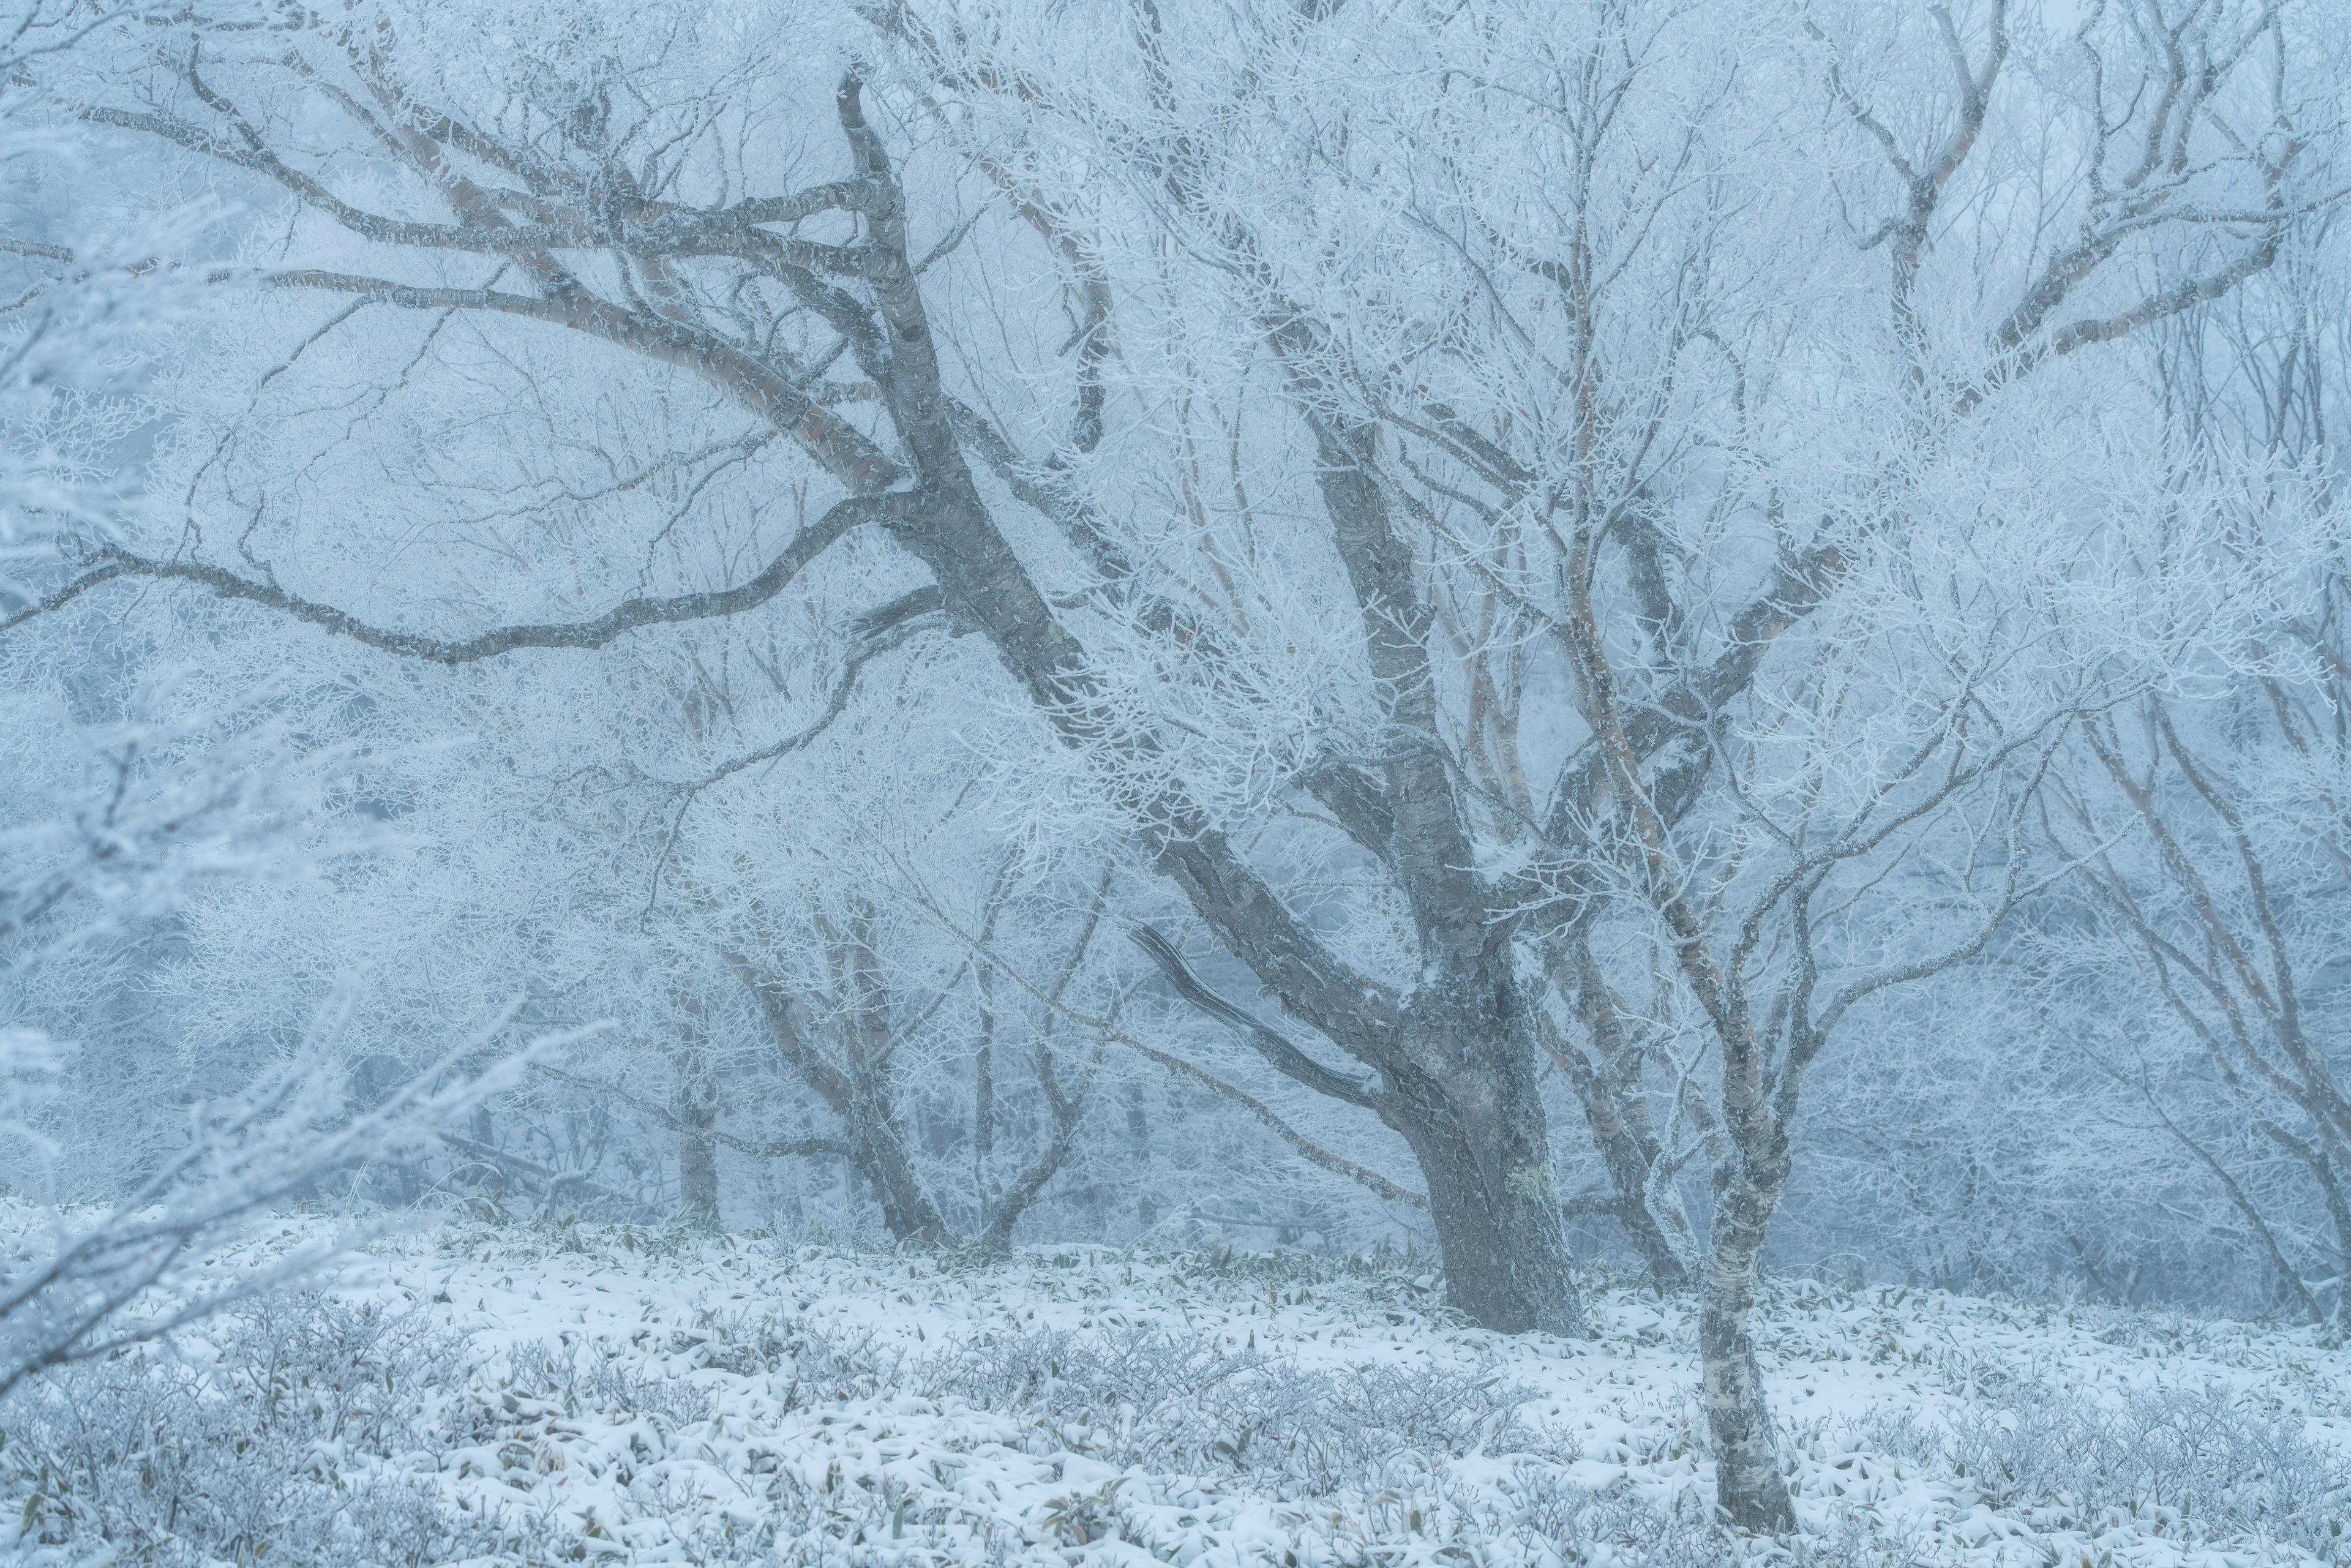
[3,1215,2347,1566]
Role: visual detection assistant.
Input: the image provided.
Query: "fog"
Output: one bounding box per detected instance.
[1,0,2347,1555]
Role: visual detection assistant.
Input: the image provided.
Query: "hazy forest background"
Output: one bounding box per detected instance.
[2,0,2350,1556]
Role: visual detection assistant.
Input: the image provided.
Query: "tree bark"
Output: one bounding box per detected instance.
[676,1114,720,1232]
[832,906,954,1245]
[730,937,952,1247]
[672,1003,722,1232]
[1557,1056,1695,1292]
[1134,923,1588,1336]
[1700,1150,1795,1532]
[1548,932,1697,1291]
[1385,1054,1587,1335]
[979,1043,1089,1250]
[973,957,998,1222]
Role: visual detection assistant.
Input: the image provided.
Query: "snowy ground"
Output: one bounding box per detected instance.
[4,1214,2347,1566]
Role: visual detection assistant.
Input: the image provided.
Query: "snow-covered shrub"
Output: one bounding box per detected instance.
[920,1322,1534,1492]
[0,1292,482,1565]
[1888,1378,2349,1548]
[1499,1470,1719,1563]
[1496,1469,1932,1567]
[504,1335,718,1427]
[770,1319,904,1404]
[501,1309,898,1431]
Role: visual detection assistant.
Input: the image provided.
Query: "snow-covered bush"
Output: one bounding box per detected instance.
[0,1293,481,1565]
[1500,1473,1932,1568]
[501,1311,902,1427]
[920,1321,1535,1493]
[503,1335,719,1430]
[5,1227,2346,1566]
[1877,1378,2350,1551]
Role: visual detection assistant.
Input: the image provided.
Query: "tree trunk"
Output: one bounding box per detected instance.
[1578,1105,1696,1291]
[730,937,952,1247]
[1573,937,1698,1291]
[673,1067,721,1232]
[2315,1152,2351,1334]
[1543,935,1697,1291]
[672,1001,722,1232]
[1385,1046,1589,1337]
[1127,1081,1156,1231]
[466,1103,506,1199]
[973,964,997,1225]
[834,912,953,1246]
[1700,1155,1795,1532]
[852,1116,951,1245]
[979,1044,1088,1250]
[676,1117,720,1232]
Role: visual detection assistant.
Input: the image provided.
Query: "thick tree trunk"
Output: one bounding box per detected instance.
[1700,1157,1795,1532]
[1385,1046,1589,1337]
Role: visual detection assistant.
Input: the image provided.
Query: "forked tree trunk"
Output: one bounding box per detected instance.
[977,1043,1089,1251]
[853,1117,951,1245]
[730,939,953,1247]
[1570,1079,1697,1292]
[836,916,954,1247]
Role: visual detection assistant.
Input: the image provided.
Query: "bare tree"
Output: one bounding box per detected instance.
[1547,0,2308,1526]
[3,0,1596,1327]
[2042,229,2351,1326]
[721,888,1096,1249]
[4,0,2331,1379]
[879,0,2318,1360]
[0,0,539,1398]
